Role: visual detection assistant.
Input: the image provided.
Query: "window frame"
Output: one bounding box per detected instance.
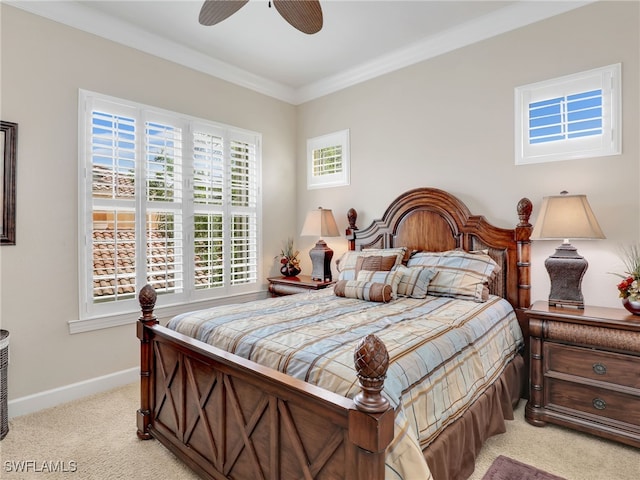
[78,90,262,323]
[515,63,621,165]
[306,129,350,189]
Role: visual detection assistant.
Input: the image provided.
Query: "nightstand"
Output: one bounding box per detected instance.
[525,301,640,448]
[267,275,335,297]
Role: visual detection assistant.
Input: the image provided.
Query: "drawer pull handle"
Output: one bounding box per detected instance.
[592,363,607,375]
[592,398,606,410]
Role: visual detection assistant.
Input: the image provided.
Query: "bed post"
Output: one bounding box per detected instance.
[346,208,358,251]
[350,334,394,480]
[515,198,533,310]
[136,284,158,440]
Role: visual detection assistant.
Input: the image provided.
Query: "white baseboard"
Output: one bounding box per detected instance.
[7,367,139,419]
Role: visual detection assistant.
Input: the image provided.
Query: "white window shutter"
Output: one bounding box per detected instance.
[307,129,350,189]
[515,64,621,165]
[79,90,262,320]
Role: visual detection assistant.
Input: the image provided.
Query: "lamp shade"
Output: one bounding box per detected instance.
[301,208,340,238]
[531,191,604,309]
[531,193,605,240]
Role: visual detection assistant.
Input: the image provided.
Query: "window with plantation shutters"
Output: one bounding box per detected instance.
[90,109,137,304]
[229,138,258,285]
[515,64,621,165]
[313,145,342,178]
[79,90,261,320]
[145,120,184,295]
[307,129,350,189]
[193,129,225,290]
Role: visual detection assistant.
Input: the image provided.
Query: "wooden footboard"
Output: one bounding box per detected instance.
[136,285,394,480]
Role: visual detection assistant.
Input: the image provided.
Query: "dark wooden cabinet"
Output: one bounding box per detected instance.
[525,301,640,448]
[267,275,335,297]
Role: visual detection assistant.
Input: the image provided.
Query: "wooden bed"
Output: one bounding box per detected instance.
[137,187,533,480]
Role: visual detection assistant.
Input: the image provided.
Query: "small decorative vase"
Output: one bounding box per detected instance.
[280,264,301,277]
[622,298,640,316]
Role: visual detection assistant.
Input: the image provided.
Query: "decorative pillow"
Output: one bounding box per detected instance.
[407,249,498,276]
[355,255,397,277]
[464,248,502,282]
[337,247,407,281]
[362,247,407,263]
[427,270,491,302]
[356,269,402,299]
[394,265,437,299]
[406,250,498,302]
[334,280,393,303]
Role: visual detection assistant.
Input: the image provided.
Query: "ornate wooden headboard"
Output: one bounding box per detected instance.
[345,187,533,310]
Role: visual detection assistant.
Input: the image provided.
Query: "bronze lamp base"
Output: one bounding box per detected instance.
[545,242,587,309]
[309,239,334,282]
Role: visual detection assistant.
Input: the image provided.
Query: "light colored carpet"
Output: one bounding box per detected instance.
[1,383,199,479]
[467,400,639,480]
[1,383,638,479]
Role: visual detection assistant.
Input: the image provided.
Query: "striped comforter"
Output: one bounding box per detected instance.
[168,288,523,479]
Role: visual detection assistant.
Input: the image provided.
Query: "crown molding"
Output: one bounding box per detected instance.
[294,1,595,104]
[6,0,298,103]
[7,1,595,106]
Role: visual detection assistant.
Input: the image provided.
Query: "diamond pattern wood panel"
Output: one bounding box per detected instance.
[151,340,349,479]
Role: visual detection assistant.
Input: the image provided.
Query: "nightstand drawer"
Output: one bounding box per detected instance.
[546,378,640,428]
[545,343,640,389]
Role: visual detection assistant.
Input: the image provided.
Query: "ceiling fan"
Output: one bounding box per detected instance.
[199,0,323,35]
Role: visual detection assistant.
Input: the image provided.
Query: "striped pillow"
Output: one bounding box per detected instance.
[394,265,437,299]
[355,255,397,277]
[356,269,402,299]
[337,247,407,281]
[334,280,393,303]
[406,250,498,302]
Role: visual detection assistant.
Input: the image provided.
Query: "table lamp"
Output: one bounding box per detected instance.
[531,191,605,309]
[301,207,340,281]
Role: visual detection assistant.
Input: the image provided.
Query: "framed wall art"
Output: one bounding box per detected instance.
[1,121,17,245]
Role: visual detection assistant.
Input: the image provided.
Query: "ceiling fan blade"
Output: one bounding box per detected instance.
[199,0,249,26]
[273,0,323,34]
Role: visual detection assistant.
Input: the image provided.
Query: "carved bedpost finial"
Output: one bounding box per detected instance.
[517,197,533,227]
[138,284,157,324]
[347,208,358,231]
[353,334,390,413]
[346,208,358,250]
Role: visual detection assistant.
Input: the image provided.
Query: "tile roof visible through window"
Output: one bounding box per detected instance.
[95,223,219,304]
[92,229,137,297]
[92,165,135,198]
[92,229,212,298]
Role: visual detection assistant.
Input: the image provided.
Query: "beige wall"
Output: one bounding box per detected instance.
[1,1,638,404]
[0,5,297,400]
[296,1,639,310]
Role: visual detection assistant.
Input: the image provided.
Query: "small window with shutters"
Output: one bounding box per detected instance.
[79,90,261,321]
[307,129,350,189]
[515,64,621,165]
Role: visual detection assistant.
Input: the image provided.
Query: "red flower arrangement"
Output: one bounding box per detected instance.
[613,245,640,301]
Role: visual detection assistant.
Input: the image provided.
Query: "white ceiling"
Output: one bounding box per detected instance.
[8,0,593,104]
